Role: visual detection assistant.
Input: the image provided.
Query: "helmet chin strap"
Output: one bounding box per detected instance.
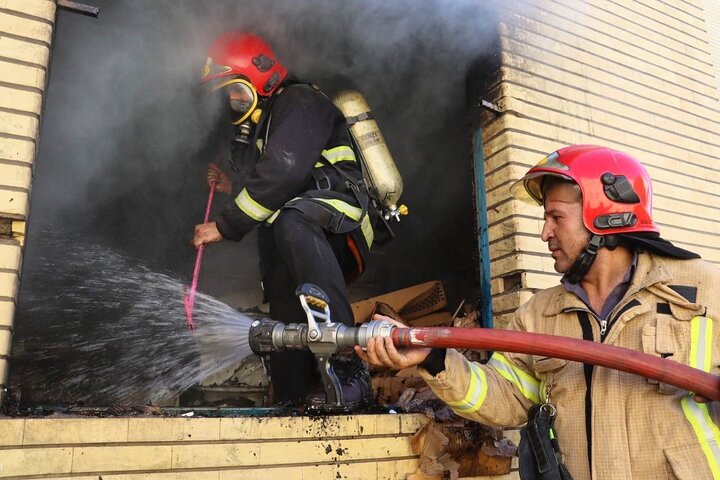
[566,234,618,284]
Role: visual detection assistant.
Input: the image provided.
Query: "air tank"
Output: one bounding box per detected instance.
[332,90,405,220]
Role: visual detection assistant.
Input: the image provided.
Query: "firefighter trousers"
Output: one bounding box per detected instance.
[257,208,358,403]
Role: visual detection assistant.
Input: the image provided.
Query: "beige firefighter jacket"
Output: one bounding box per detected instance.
[420,251,720,480]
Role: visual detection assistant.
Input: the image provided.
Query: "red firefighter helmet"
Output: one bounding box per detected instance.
[510,145,659,236]
[201,31,287,96]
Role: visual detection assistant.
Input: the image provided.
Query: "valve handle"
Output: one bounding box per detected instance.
[296,283,333,341]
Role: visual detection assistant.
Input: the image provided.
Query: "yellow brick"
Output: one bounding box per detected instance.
[0,271,18,299]
[72,445,173,472]
[0,35,50,66]
[377,459,422,480]
[0,163,31,190]
[303,414,361,438]
[492,291,534,315]
[523,272,561,291]
[172,442,260,468]
[489,236,542,260]
[0,111,38,139]
[0,0,57,21]
[0,86,43,114]
[0,12,53,44]
[0,136,36,163]
[0,357,9,385]
[491,277,505,295]
[517,80,715,146]
[128,417,220,442]
[220,415,302,440]
[256,436,412,465]
[0,329,10,357]
[0,60,45,90]
[0,301,15,328]
[0,189,29,218]
[526,3,713,84]
[0,243,21,271]
[69,474,212,480]
[0,418,24,446]
[0,446,73,477]
[24,418,129,445]
[354,413,400,435]
[220,466,301,480]
[220,463,394,480]
[400,413,428,433]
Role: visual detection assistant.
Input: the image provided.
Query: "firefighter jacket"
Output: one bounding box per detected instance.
[215,84,374,264]
[420,251,720,480]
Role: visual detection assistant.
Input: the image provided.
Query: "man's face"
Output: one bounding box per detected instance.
[540,182,590,274]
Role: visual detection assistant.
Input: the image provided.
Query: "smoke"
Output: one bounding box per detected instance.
[30,0,505,308]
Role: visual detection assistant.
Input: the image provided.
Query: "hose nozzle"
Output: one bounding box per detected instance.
[248,318,395,356]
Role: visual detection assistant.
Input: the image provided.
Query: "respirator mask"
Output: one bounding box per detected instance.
[209,78,263,148]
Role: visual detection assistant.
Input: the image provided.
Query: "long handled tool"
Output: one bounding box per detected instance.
[184,181,217,330]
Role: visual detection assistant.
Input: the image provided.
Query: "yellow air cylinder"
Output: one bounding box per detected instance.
[332,90,404,220]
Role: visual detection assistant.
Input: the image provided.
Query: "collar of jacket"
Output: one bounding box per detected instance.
[540,251,704,320]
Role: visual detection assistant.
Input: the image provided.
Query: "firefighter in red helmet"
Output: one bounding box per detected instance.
[357,145,720,480]
[193,31,374,408]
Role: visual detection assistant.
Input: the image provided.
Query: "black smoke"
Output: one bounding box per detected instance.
[25,0,502,329]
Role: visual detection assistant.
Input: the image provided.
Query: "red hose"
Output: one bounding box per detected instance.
[391,327,720,402]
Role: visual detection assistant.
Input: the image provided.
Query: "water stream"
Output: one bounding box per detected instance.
[10,228,259,406]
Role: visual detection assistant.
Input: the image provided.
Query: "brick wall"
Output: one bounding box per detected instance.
[0,414,432,479]
[704,0,720,91]
[485,0,720,327]
[0,0,56,402]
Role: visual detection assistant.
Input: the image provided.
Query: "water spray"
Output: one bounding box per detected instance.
[249,285,720,402]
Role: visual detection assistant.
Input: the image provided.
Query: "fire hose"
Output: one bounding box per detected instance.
[249,284,720,405]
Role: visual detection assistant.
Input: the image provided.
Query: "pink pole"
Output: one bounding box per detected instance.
[184,182,217,330]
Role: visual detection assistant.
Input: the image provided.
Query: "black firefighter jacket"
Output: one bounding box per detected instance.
[215,84,374,260]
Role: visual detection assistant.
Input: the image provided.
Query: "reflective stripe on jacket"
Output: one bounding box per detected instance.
[420,251,720,480]
[216,85,373,252]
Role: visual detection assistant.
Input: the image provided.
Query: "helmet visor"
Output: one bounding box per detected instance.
[206,77,259,125]
[226,81,256,114]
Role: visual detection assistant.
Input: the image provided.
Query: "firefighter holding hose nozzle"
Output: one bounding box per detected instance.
[357,145,720,480]
[192,32,375,409]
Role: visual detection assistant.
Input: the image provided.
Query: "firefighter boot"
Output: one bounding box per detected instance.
[308,353,373,410]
